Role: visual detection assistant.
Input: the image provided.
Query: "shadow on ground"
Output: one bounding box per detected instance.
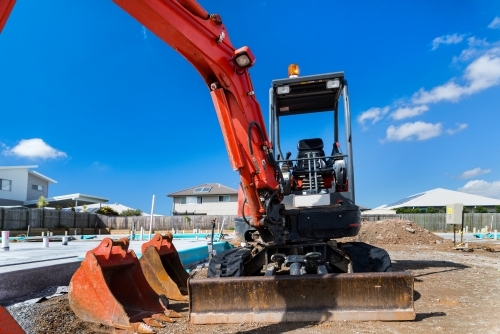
[415,312,446,321]
[391,259,469,278]
[235,322,319,334]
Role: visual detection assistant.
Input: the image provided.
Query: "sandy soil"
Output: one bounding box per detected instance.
[6,220,500,333]
[6,242,499,334]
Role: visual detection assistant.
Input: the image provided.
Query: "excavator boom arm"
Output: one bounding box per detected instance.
[114,0,279,226]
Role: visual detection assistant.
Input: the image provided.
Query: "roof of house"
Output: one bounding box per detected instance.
[73,203,160,216]
[168,183,238,197]
[0,165,57,183]
[23,193,108,208]
[28,170,57,184]
[0,165,38,170]
[379,188,500,209]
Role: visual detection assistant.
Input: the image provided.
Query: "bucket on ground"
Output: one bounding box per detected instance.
[139,233,190,301]
[68,237,181,333]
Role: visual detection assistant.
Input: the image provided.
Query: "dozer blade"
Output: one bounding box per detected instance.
[68,238,170,332]
[188,272,415,323]
[139,233,189,301]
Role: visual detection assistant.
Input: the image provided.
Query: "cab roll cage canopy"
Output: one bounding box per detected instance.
[268,71,355,201]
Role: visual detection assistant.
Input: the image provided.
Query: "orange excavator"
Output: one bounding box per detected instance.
[1,0,414,331]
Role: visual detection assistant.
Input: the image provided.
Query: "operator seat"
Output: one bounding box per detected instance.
[294,138,332,173]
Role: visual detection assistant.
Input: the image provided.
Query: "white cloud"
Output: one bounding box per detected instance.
[446,123,468,135]
[412,80,467,104]
[458,167,491,179]
[452,37,493,63]
[357,107,389,127]
[384,121,442,142]
[412,47,500,104]
[458,180,500,198]
[431,33,466,50]
[488,17,500,29]
[2,138,67,160]
[390,105,429,120]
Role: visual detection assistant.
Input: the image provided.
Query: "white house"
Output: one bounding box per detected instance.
[0,165,55,206]
[0,165,108,208]
[168,183,238,215]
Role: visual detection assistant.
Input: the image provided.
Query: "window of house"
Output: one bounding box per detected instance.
[219,195,230,202]
[32,184,44,191]
[193,187,212,193]
[180,196,203,204]
[0,179,12,191]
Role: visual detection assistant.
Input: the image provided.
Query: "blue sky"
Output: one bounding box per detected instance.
[1,1,500,214]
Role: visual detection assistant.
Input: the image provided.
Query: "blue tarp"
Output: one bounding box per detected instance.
[473,233,498,239]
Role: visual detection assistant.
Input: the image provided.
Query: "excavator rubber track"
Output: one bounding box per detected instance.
[68,237,180,333]
[188,272,415,323]
[139,233,190,301]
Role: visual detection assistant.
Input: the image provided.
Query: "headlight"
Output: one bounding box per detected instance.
[326,79,340,89]
[233,46,255,70]
[277,86,290,95]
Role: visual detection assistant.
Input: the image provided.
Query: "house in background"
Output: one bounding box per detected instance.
[168,183,238,215]
[377,188,500,212]
[0,165,55,206]
[0,165,108,208]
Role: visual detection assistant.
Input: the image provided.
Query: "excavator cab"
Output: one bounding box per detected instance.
[270,69,351,198]
[270,69,351,197]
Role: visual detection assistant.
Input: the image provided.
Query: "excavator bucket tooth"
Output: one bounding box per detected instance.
[188,272,415,323]
[68,237,166,331]
[152,313,175,323]
[142,318,164,327]
[139,233,190,301]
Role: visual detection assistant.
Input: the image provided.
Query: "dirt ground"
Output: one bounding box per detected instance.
[6,220,500,334]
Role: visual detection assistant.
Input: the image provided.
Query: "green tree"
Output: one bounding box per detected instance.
[426,207,436,213]
[184,215,192,226]
[474,206,488,213]
[120,209,143,216]
[495,205,500,213]
[37,196,48,208]
[463,207,470,213]
[96,206,119,216]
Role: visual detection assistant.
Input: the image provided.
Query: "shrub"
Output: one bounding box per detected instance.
[426,207,436,213]
[37,196,48,208]
[474,206,488,213]
[96,206,119,216]
[120,209,143,216]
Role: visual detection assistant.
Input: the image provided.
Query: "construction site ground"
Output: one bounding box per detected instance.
[5,220,500,334]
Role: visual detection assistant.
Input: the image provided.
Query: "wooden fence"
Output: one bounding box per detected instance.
[0,208,237,232]
[363,213,500,232]
[0,208,99,230]
[1,207,499,233]
[97,215,238,231]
